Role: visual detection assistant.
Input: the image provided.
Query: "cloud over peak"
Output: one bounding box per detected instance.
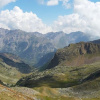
[53,0,100,37]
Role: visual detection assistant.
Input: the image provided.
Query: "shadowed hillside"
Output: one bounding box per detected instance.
[0,53,32,73]
[0,53,32,84]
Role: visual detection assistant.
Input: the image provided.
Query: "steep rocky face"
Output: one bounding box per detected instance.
[47,42,100,69]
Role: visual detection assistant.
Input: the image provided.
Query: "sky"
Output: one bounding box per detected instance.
[0,0,100,37]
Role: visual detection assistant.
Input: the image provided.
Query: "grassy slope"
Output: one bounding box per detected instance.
[0,53,32,85]
[17,61,100,88]
[1,61,100,100]
[0,58,30,85]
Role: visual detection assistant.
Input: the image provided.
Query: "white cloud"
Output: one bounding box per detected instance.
[74,0,100,37]
[38,0,71,8]
[47,0,59,6]
[52,14,87,33]
[62,0,71,9]
[53,0,100,37]
[0,6,52,34]
[0,0,16,8]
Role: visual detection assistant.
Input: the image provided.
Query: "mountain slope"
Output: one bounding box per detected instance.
[16,60,100,88]
[16,42,100,88]
[60,68,100,99]
[0,53,31,73]
[15,41,100,100]
[47,42,100,69]
[0,53,31,84]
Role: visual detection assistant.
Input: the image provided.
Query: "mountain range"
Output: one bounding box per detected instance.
[0,28,92,67]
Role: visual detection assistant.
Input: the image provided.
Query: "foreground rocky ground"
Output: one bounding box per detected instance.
[0,84,34,100]
[0,84,80,100]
